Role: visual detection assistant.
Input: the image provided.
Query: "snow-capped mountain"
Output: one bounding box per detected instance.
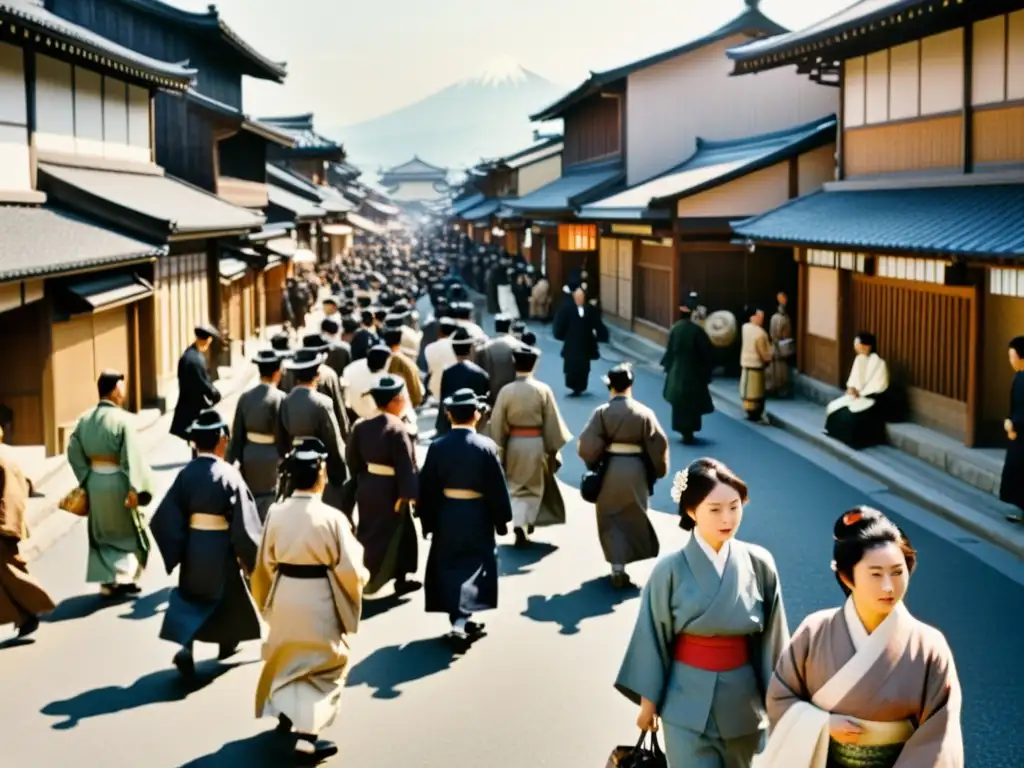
[331,56,565,175]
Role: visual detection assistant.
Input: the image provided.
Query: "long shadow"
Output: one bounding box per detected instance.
[361,592,411,620]
[345,636,457,700]
[521,576,640,635]
[44,592,133,623]
[119,587,171,621]
[40,661,247,729]
[498,541,557,577]
[178,731,291,767]
[0,636,35,651]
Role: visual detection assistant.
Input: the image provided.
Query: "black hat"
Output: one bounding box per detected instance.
[360,309,374,325]
[284,348,326,371]
[451,329,473,356]
[438,317,458,335]
[195,323,219,340]
[357,295,372,308]
[322,295,340,307]
[450,302,472,320]
[302,333,331,352]
[512,345,540,372]
[384,313,406,329]
[341,316,360,334]
[373,307,388,322]
[603,363,635,391]
[251,348,283,366]
[368,374,405,408]
[321,318,340,335]
[366,344,391,372]
[681,291,699,312]
[443,387,485,411]
[187,407,228,436]
[381,327,402,347]
[494,314,512,333]
[520,330,537,346]
[270,332,292,354]
[510,320,526,334]
[290,437,328,463]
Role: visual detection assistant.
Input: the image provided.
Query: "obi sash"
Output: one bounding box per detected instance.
[607,443,642,455]
[509,426,542,438]
[366,463,396,476]
[247,433,275,445]
[674,634,749,672]
[189,512,229,532]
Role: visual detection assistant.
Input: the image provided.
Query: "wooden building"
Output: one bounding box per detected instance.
[728,0,1024,447]
[379,157,450,202]
[0,3,201,455]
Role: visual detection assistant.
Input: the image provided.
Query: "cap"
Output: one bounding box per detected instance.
[194,323,220,340]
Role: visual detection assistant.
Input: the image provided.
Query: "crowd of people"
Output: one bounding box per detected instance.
[0,230,968,767]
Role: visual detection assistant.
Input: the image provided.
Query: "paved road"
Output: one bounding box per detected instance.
[1,318,1021,767]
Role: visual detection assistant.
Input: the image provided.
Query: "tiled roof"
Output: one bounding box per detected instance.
[268,184,326,220]
[114,0,286,82]
[505,159,625,214]
[363,197,399,217]
[459,198,501,222]
[0,204,164,281]
[733,183,1024,258]
[448,193,485,217]
[258,114,341,156]
[531,4,786,121]
[267,163,351,214]
[1,1,195,88]
[39,162,265,240]
[219,257,249,280]
[182,90,294,147]
[380,156,448,179]
[580,115,836,220]
[345,211,385,236]
[317,185,355,214]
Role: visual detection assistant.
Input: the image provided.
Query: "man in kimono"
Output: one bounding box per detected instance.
[276,349,348,510]
[417,389,512,650]
[227,350,286,522]
[252,438,368,763]
[321,294,341,323]
[1002,335,1024,523]
[343,344,392,422]
[170,324,222,451]
[319,317,352,377]
[0,436,54,638]
[475,314,518,408]
[417,296,448,372]
[578,364,669,588]
[390,306,423,362]
[382,326,424,413]
[280,334,351,443]
[344,376,420,595]
[766,292,794,398]
[552,287,609,396]
[661,293,714,444]
[350,309,379,362]
[269,331,293,360]
[150,408,263,683]
[489,344,571,548]
[424,317,458,402]
[67,371,155,597]
[740,306,773,423]
[450,301,487,341]
[435,331,490,437]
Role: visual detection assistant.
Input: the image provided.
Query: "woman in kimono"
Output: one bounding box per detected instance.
[766,293,793,399]
[616,457,789,767]
[489,344,572,548]
[252,438,368,763]
[579,364,669,588]
[999,335,1024,524]
[150,409,264,683]
[343,375,420,595]
[416,389,512,650]
[759,506,963,768]
[67,371,154,597]
[825,333,889,449]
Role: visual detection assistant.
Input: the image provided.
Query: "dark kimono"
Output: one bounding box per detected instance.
[661,318,714,438]
[276,386,348,509]
[170,345,222,441]
[552,302,608,393]
[344,413,419,594]
[323,340,352,377]
[435,360,490,436]
[475,334,517,407]
[350,328,378,362]
[227,382,285,521]
[150,456,263,648]
[1000,370,1024,513]
[416,428,512,617]
[279,365,351,443]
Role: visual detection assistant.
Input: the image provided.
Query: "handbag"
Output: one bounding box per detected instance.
[606,731,667,768]
[580,410,608,504]
[59,483,89,517]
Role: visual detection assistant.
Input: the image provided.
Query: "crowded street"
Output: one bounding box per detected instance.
[1,312,1021,767]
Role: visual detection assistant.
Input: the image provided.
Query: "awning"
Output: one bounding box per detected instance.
[733,183,1024,258]
[322,223,353,236]
[448,193,485,217]
[66,272,153,312]
[248,222,294,242]
[363,198,399,217]
[505,160,624,214]
[265,237,297,257]
[460,198,501,222]
[579,115,837,220]
[39,163,265,241]
[346,212,385,236]
[268,184,325,220]
[219,257,249,281]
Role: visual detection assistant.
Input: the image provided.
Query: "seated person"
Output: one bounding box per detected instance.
[825,331,889,449]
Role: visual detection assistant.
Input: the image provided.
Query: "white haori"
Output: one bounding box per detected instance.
[826,353,889,416]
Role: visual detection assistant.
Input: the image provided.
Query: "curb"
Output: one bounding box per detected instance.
[605,337,1024,560]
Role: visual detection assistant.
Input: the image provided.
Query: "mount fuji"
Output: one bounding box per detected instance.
[331,56,565,176]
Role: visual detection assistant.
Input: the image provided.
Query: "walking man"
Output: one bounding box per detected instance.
[170,324,222,452]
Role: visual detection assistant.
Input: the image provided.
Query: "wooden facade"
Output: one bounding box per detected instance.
[563,92,623,167]
[154,250,211,394]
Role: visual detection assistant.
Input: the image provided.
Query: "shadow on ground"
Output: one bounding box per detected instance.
[178,731,293,767]
[44,592,135,623]
[360,592,411,620]
[345,636,458,700]
[521,576,639,635]
[498,541,557,577]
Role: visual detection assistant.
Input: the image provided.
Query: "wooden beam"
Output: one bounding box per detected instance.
[962,24,974,173]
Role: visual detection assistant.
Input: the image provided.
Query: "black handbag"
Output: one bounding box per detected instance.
[580,456,608,503]
[606,731,667,768]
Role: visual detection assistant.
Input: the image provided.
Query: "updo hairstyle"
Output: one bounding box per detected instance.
[832,506,917,595]
[671,458,749,531]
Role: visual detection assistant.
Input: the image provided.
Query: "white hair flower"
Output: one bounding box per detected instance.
[670,469,689,504]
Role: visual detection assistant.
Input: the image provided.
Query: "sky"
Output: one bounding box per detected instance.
[178,0,855,127]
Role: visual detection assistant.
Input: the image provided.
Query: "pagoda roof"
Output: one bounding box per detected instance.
[258,114,342,158]
[379,156,448,180]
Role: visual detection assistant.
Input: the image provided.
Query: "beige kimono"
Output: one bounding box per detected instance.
[758,600,963,768]
[489,375,572,529]
[251,492,368,735]
[529,278,551,319]
[767,309,793,397]
[739,322,773,418]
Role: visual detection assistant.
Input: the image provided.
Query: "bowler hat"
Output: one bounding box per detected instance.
[284,348,326,371]
[187,407,227,436]
[251,349,283,366]
[290,437,328,463]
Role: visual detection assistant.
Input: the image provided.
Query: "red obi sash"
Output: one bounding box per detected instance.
[674,634,749,672]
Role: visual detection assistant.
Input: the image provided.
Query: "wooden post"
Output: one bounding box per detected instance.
[130,302,142,412]
[796,255,808,374]
[963,24,974,173]
[965,283,979,447]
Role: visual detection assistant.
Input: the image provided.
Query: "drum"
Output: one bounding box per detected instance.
[705,310,738,349]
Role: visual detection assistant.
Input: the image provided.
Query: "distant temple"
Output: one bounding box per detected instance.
[378,156,449,202]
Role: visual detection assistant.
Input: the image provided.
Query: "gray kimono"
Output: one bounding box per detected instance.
[475,334,518,406]
[578,396,668,565]
[276,386,348,510]
[279,364,351,443]
[227,382,285,521]
[615,537,789,767]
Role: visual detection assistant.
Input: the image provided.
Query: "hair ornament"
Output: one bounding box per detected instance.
[670,469,689,504]
[842,511,863,527]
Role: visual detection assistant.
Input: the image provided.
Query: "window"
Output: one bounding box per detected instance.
[990,268,1024,297]
[876,255,947,284]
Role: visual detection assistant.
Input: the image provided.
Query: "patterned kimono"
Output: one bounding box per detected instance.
[489,375,571,530]
[251,492,368,736]
[227,382,285,520]
[578,396,668,566]
[759,600,963,768]
[616,536,789,768]
[66,401,154,584]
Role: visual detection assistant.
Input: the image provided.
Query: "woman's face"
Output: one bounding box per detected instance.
[853,337,871,356]
[1009,347,1021,370]
[847,542,909,616]
[688,481,744,550]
